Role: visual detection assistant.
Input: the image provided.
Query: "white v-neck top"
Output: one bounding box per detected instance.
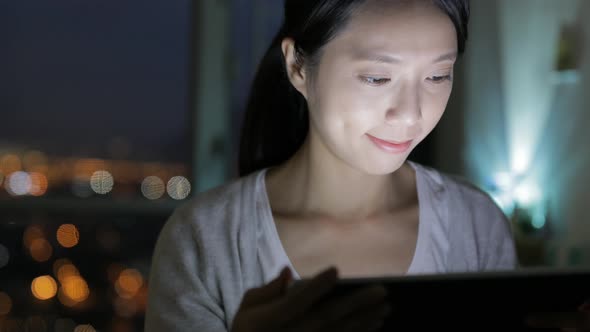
[257,161,433,280]
[145,162,518,332]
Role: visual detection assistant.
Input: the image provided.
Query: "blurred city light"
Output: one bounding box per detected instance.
[141,176,165,200]
[29,238,53,262]
[532,207,547,229]
[31,276,58,300]
[74,159,106,179]
[0,154,22,175]
[112,161,137,184]
[513,182,542,207]
[110,318,134,332]
[6,171,32,196]
[0,292,12,315]
[56,263,80,283]
[113,297,137,317]
[115,269,143,299]
[166,176,191,200]
[58,288,78,308]
[61,276,90,303]
[74,324,96,332]
[24,225,44,247]
[107,263,125,283]
[23,150,49,173]
[29,172,48,196]
[134,285,149,312]
[90,170,114,195]
[57,224,80,248]
[53,259,74,278]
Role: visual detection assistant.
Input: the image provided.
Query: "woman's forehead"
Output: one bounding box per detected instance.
[325,4,458,60]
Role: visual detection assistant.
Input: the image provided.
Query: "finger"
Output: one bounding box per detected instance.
[294,286,389,332]
[276,267,339,323]
[526,312,590,330]
[240,266,292,308]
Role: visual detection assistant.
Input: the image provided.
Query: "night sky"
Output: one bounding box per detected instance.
[1,0,192,162]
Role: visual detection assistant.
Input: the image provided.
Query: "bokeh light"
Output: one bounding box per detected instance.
[29,239,53,262]
[141,176,165,200]
[107,263,125,283]
[115,269,143,299]
[73,159,106,179]
[31,276,58,300]
[6,171,32,196]
[514,182,542,207]
[28,172,48,196]
[134,285,149,312]
[53,259,73,278]
[61,276,90,303]
[0,154,22,175]
[57,224,80,248]
[166,176,191,200]
[0,243,10,268]
[56,263,80,283]
[111,318,134,332]
[57,288,78,308]
[532,208,547,229]
[23,225,44,247]
[90,170,114,195]
[23,150,48,172]
[74,325,96,332]
[112,160,137,184]
[113,297,137,317]
[0,292,12,315]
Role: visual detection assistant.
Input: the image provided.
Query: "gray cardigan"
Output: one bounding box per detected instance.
[144,162,517,331]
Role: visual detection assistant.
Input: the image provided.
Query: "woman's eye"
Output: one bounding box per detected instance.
[361,76,390,86]
[427,75,452,84]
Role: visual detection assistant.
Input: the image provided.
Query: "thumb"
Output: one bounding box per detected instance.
[241,266,292,308]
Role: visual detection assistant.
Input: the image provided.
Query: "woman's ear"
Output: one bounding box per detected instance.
[281,38,308,99]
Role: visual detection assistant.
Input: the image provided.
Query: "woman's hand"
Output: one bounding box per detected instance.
[526,301,590,331]
[231,266,391,332]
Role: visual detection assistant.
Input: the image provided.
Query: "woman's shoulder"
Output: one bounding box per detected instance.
[161,169,264,237]
[410,162,517,271]
[411,161,503,216]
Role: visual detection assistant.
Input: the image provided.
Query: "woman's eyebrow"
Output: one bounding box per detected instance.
[351,50,457,64]
[433,51,457,63]
[351,51,401,64]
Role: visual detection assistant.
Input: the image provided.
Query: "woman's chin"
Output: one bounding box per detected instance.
[357,157,408,176]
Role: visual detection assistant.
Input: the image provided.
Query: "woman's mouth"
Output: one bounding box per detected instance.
[366,134,413,154]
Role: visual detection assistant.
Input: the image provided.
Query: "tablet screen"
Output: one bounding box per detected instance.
[293,268,590,331]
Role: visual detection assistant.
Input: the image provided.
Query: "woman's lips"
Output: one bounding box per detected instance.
[366,134,412,154]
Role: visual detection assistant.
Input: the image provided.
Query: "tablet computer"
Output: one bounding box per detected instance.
[293,267,590,331]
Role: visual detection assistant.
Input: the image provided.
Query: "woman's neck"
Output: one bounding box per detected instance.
[265,134,415,222]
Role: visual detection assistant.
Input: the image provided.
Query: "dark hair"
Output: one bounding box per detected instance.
[238,0,470,176]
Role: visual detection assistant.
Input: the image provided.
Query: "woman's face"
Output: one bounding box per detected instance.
[303,1,458,175]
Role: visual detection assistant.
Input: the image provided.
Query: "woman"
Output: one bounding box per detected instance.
[145,0,589,331]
